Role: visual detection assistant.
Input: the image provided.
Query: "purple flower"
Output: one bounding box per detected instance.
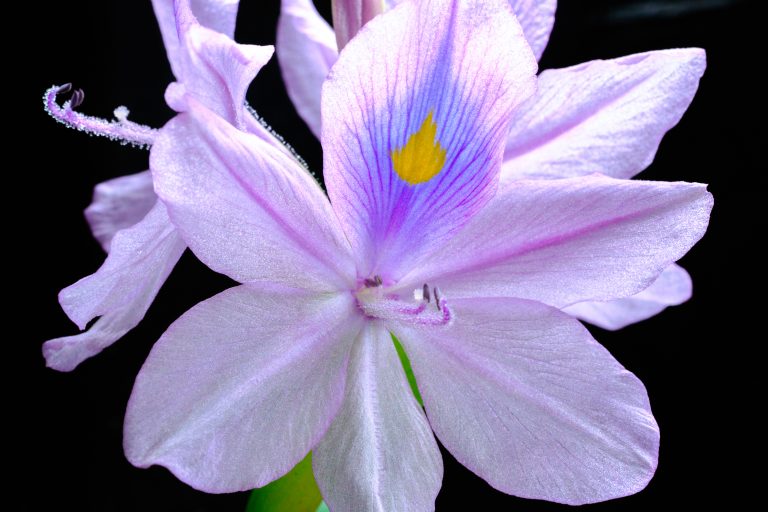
[277,0,705,330]
[42,0,284,371]
[125,0,712,507]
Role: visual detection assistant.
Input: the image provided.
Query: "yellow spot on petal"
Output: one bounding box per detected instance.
[391,111,447,186]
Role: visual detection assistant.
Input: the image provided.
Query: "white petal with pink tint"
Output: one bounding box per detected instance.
[313,323,442,512]
[277,0,338,137]
[394,297,659,504]
[502,49,706,182]
[152,0,240,77]
[565,263,692,330]
[85,170,156,251]
[402,175,712,308]
[125,286,362,492]
[151,98,355,290]
[43,203,185,371]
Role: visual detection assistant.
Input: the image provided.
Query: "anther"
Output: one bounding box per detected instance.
[422,283,431,303]
[364,274,383,287]
[433,286,442,311]
[70,89,85,109]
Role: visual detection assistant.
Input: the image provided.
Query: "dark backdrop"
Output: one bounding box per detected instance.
[22,0,759,510]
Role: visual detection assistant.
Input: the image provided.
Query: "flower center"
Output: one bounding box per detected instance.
[355,277,452,326]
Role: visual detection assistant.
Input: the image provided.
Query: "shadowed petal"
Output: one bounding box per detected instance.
[124,286,363,492]
[313,323,442,512]
[565,263,692,330]
[323,0,537,278]
[152,0,240,77]
[43,203,185,371]
[402,175,712,307]
[503,49,706,182]
[151,98,355,290]
[394,297,659,505]
[85,170,156,252]
[277,0,338,138]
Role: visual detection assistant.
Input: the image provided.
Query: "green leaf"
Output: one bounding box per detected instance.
[246,452,322,512]
[391,333,424,406]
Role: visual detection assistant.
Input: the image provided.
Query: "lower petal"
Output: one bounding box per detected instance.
[84,170,156,252]
[124,285,363,493]
[43,202,185,371]
[393,297,659,505]
[313,323,442,512]
[564,264,692,330]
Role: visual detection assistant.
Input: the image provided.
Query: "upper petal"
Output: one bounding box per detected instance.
[503,49,706,182]
[322,0,537,279]
[508,0,557,61]
[276,0,338,138]
[43,202,185,371]
[166,4,274,130]
[150,98,355,290]
[402,175,712,307]
[152,0,240,77]
[393,297,659,504]
[124,285,363,492]
[565,263,692,330]
[313,323,442,512]
[84,170,156,252]
[331,0,385,50]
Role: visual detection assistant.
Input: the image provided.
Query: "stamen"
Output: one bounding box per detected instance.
[244,102,311,172]
[364,274,384,287]
[357,283,453,327]
[70,88,85,109]
[433,286,442,311]
[43,84,157,148]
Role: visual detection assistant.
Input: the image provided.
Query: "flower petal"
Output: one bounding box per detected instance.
[84,170,156,252]
[124,286,362,492]
[322,0,537,278]
[276,0,338,138]
[331,0,385,49]
[394,297,659,505]
[313,323,442,512]
[165,7,274,130]
[152,0,240,77]
[565,263,692,330]
[402,175,712,307]
[508,0,557,61]
[151,98,355,290]
[43,203,185,371]
[502,49,706,182]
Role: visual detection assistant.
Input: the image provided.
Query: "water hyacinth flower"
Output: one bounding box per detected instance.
[277,0,705,330]
[126,0,712,508]
[42,0,288,371]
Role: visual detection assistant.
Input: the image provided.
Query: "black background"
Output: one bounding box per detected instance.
[22,0,760,510]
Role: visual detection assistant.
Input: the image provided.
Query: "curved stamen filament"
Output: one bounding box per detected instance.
[43,84,157,148]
